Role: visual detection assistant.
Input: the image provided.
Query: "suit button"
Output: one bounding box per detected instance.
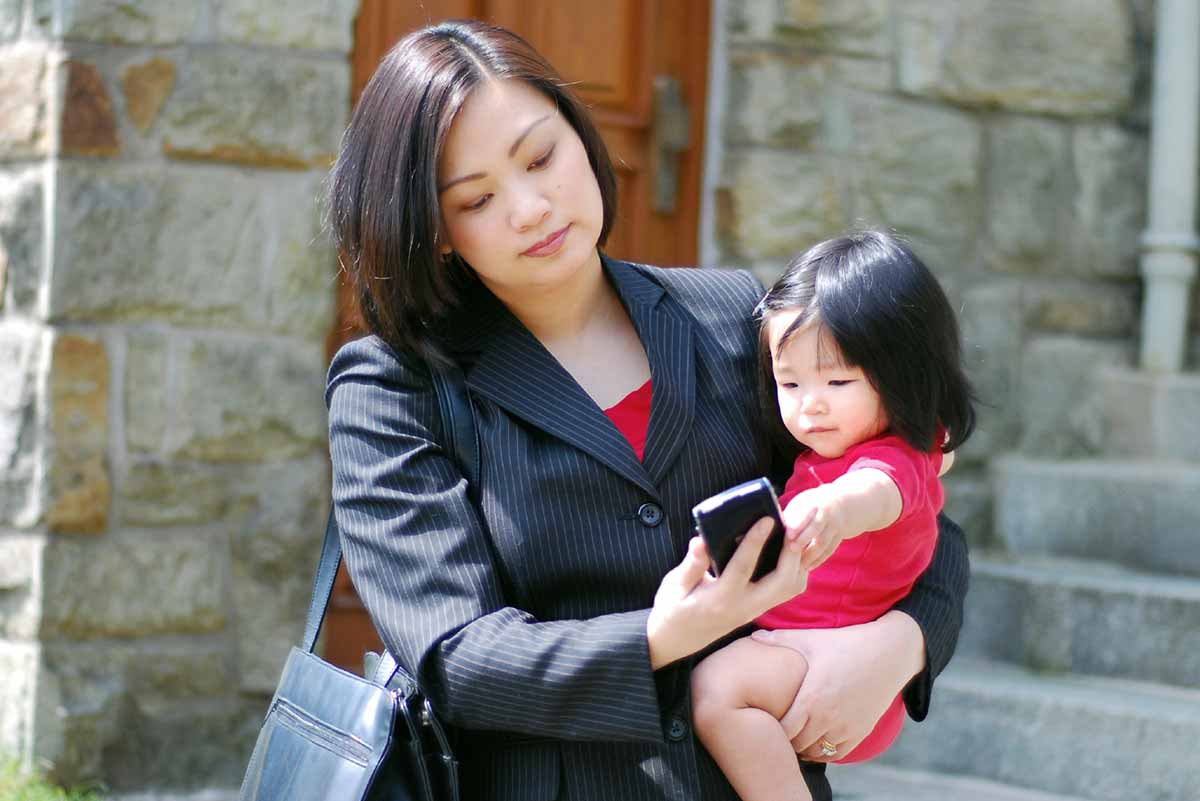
[637,502,664,527]
[667,717,689,742]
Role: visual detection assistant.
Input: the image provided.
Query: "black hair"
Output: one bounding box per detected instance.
[756,229,976,460]
[327,19,618,363]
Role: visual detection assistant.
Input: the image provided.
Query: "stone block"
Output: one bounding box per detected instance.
[725,50,827,147]
[46,333,109,534]
[120,57,176,134]
[97,697,262,790]
[0,322,46,529]
[123,329,168,454]
[1016,336,1133,459]
[0,641,38,764]
[117,459,230,526]
[941,470,992,550]
[882,658,1200,801]
[1084,368,1200,463]
[0,44,50,158]
[56,0,199,45]
[167,336,326,462]
[1,0,20,42]
[52,162,264,327]
[0,166,45,314]
[216,0,358,51]
[161,50,348,169]
[40,532,226,638]
[966,556,1200,689]
[52,163,335,334]
[263,172,337,339]
[61,60,120,157]
[831,90,981,274]
[1070,125,1147,278]
[229,461,327,691]
[778,0,891,57]
[957,282,1023,461]
[1021,280,1138,336]
[984,118,1068,274]
[0,534,42,639]
[895,0,1135,116]
[716,149,843,261]
[993,456,1200,577]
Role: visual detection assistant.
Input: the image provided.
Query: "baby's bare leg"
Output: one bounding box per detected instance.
[691,636,811,801]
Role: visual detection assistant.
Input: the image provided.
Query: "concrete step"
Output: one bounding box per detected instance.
[962,553,1200,688]
[1082,367,1200,463]
[827,763,1095,801]
[877,658,1200,801]
[992,455,1200,576]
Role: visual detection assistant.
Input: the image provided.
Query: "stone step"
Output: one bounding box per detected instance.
[827,763,1095,801]
[1082,367,1200,462]
[877,658,1200,801]
[992,455,1200,576]
[962,553,1200,688]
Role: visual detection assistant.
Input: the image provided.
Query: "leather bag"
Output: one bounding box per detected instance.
[239,363,476,801]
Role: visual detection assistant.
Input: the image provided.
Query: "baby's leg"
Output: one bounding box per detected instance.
[691,636,811,801]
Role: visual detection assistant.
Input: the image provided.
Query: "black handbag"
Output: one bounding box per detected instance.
[239,363,477,801]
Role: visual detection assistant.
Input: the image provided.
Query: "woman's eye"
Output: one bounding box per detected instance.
[779,382,798,390]
[828,379,854,387]
[464,194,492,211]
[529,146,555,170]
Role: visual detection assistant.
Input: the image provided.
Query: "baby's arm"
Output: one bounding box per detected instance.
[691,637,812,801]
[784,469,901,570]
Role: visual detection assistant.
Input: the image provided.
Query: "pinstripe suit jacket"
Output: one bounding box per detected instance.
[326,258,968,801]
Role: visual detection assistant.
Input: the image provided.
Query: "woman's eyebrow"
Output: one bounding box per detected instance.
[439,115,552,192]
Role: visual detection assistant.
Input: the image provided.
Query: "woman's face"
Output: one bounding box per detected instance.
[437,79,605,302]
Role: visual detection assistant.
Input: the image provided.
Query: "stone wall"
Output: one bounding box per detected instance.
[710,0,1157,541]
[0,0,356,791]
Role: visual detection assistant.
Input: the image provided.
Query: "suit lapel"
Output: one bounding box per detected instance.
[607,261,697,487]
[452,259,696,496]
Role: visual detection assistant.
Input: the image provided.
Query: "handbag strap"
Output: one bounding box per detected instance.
[301,361,479,671]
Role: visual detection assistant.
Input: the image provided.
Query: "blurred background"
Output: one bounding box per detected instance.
[1,1,1196,799]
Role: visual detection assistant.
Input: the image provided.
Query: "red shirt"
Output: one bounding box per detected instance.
[603,380,652,461]
[756,434,944,762]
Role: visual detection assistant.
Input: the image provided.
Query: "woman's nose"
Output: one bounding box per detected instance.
[510,183,551,231]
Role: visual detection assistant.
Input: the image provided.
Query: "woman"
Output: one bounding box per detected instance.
[325,19,967,801]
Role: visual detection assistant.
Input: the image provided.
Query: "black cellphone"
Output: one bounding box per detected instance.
[691,477,784,581]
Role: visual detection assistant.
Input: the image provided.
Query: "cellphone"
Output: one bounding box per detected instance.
[691,477,784,581]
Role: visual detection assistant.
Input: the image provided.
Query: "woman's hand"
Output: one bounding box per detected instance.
[749,610,925,760]
[646,518,809,670]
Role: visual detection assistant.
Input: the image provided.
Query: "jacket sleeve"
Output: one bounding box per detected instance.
[893,512,970,721]
[325,337,667,744]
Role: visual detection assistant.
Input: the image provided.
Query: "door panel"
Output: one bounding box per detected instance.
[325,0,710,671]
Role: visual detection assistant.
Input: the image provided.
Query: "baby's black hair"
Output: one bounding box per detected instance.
[756,229,976,460]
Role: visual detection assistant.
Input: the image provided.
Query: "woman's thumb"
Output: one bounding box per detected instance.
[750,629,774,645]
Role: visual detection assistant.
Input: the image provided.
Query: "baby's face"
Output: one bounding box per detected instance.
[767,311,888,459]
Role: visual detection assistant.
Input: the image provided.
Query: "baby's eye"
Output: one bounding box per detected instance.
[464,194,492,211]
[779,382,798,390]
[529,145,555,170]
[828,379,855,387]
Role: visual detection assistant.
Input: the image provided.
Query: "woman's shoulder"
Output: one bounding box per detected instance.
[628,261,765,312]
[325,334,433,410]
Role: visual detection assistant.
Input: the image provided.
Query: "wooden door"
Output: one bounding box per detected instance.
[323,0,711,672]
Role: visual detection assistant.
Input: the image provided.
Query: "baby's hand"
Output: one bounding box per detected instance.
[782,485,854,571]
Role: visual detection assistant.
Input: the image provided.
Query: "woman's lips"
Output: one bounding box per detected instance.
[522,224,570,257]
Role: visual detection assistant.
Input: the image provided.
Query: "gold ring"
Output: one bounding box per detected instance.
[817,737,838,757]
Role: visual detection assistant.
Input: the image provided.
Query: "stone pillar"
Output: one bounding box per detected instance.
[1139,0,1199,372]
[0,0,357,792]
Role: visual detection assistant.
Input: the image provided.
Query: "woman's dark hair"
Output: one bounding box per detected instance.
[756,229,976,459]
[328,19,618,362]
